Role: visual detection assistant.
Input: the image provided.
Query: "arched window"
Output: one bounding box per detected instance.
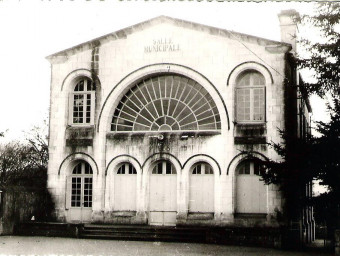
[236,70,265,123]
[70,161,93,208]
[192,162,214,175]
[152,160,176,174]
[117,163,137,174]
[236,159,264,176]
[70,78,95,125]
[111,75,221,132]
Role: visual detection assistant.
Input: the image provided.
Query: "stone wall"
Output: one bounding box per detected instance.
[47,17,290,226]
[0,187,54,234]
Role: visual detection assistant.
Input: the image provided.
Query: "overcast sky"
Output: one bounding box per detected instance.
[0,1,325,140]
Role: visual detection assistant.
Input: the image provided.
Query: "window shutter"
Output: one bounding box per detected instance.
[68,93,74,125]
[233,86,237,122]
[252,87,265,121]
[235,88,240,121]
[65,176,72,209]
[259,87,265,121]
[263,86,266,121]
[91,91,95,124]
[236,88,251,121]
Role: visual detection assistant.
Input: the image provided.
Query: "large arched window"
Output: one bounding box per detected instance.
[70,78,95,125]
[111,75,221,132]
[235,70,265,123]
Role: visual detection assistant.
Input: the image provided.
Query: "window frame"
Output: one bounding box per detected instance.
[69,77,96,126]
[191,162,214,175]
[151,160,176,175]
[235,70,266,124]
[70,161,93,208]
[236,159,264,176]
[116,162,137,175]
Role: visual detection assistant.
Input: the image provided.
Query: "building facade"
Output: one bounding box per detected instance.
[47,11,312,233]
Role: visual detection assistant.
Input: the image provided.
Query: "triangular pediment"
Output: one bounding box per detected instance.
[46,15,291,60]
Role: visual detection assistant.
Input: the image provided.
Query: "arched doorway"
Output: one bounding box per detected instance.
[189,162,214,213]
[114,162,137,211]
[66,161,93,222]
[235,160,267,214]
[149,160,177,226]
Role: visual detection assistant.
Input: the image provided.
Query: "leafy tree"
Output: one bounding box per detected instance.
[258,2,340,235]
[24,121,49,169]
[0,121,54,224]
[297,2,340,97]
[257,130,313,224]
[311,99,340,231]
[297,3,340,230]
[0,122,48,189]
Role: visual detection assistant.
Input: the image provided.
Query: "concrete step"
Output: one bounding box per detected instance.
[80,233,204,242]
[14,222,283,248]
[80,224,206,242]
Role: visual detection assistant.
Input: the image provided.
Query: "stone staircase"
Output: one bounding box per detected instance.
[79,224,207,243]
[15,222,283,248]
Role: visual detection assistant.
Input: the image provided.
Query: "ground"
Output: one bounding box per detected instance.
[0,236,331,256]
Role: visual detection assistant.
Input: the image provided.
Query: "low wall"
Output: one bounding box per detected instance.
[0,186,54,234]
[15,222,80,237]
[206,227,282,248]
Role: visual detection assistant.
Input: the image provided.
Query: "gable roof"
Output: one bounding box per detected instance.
[46,15,291,60]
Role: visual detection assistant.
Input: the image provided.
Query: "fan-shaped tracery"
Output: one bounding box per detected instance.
[111,75,221,132]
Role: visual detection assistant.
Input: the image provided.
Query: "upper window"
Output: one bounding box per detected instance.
[152,160,176,174]
[111,75,221,132]
[117,163,137,174]
[236,159,264,176]
[192,162,213,175]
[236,70,265,123]
[72,161,93,175]
[71,78,95,125]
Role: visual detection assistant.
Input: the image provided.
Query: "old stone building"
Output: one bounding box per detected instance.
[46,10,313,240]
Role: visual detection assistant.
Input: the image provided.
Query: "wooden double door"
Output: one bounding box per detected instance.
[149,161,177,226]
[66,162,93,222]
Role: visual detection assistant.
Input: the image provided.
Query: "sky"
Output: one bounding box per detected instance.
[0,0,326,141]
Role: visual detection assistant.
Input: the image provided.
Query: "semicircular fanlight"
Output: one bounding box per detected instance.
[111,75,221,132]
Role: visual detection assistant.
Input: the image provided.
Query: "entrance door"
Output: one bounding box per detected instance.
[66,161,93,222]
[189,162,214,212]
[114,163,137,211]
[236,160,267,213]
[149,160,177,226]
